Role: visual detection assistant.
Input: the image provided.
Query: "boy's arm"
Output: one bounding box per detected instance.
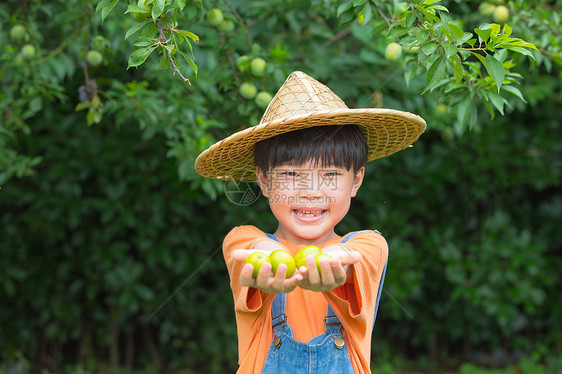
[297,246,362,292]
[299,231,388,317]
[223,226,303,313]
[232,239,303,294]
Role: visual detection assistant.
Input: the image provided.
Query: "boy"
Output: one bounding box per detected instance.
[195,71,426,373]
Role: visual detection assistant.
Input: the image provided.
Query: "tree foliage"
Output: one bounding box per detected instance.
[0,0,561,372]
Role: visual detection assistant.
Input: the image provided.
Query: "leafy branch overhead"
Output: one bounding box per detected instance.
[337,0,538,126]
[95,0,540,129]
[1,0,560,185]
[96,0,200,83]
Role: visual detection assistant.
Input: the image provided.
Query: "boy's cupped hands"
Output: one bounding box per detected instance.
[230,241,362,294]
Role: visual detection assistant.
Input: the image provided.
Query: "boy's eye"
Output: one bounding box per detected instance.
[281,171,298,177]
[323,171,339,177]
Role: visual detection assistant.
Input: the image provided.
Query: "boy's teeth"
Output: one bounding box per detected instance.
[296,209,324,217]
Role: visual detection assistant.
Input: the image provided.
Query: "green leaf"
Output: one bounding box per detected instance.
[95,0,113,14]
[175,29,199,43]
[101,0,119,23]
[470,51,486,66]
[490,23,501,37]
[415,5,439,22]
[502,23,512,37]
[484,54,505,93]
[443,42,458,58]
[133,36,156,47]
[336,2,353,17]
[474,28,491,43]
[502,85,527,103]
[448,23,464,40]
[176,0,186,10]
[176,49,198,76]
[387,27,408,39]
[406,12,417,28]
[127,46,157,69]
[422,56,447,94]
[361,3,373,24]
[507,40,538,51]
[456,96,472,128]
[487,91,505,115]
[125,4,150,15]
[421,42,438,55]
[152,0,165,20]
[430,5,449,12]
[125,20,151,40]
[451,54,463,85]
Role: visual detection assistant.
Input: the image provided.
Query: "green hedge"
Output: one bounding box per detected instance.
[1,99,560,372]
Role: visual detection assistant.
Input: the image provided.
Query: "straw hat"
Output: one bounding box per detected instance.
[195,71,426,180]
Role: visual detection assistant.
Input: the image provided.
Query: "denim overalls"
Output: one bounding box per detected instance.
[261,231,387,374]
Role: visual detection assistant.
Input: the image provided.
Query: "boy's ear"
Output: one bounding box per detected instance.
[350,166,365,198]
[255,167,269,197]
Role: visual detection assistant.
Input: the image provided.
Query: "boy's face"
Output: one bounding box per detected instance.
[256,160,365,246]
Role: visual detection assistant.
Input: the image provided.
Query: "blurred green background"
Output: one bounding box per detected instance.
[1,0,561,373]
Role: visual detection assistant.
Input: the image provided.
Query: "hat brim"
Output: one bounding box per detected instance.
[195,107,426,180]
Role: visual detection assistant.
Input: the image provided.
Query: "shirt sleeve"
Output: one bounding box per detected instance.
[222,225,274,313]
[324,230,388,331]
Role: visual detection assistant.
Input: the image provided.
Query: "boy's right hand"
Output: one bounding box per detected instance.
[231,249,303,294]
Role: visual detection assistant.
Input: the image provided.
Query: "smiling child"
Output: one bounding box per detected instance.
[195,71,426,373]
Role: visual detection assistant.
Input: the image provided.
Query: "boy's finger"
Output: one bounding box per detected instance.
[239,263,256,287]
[330,260,347,285]
[255,262,273,288]
[305,255,321,285]
[270,263,288,290]
[338,250,362,265]
[230,249,253,262]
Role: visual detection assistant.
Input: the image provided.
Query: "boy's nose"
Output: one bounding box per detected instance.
[296,182,323,199]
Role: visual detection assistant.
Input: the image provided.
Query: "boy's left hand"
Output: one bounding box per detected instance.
[298,246,362,292]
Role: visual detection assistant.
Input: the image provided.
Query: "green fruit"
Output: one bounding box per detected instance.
[10,24,26,41]
[268,250,296,278]
[385,42,402,61]
[20,44,36,60]
[207,8,224,27]
[236,55,251,72]
[437,104,447,114]
[255,91,273,110]
[315,253,333,274]
[478,2,496,17]
[130,0,151,22]
[219,19,235,33]
[244,252,270,278]
[493,5,509,24]
[295,245,321,269]
[250,57,266,77]
[239,82,257,100]
[86,50,103,67]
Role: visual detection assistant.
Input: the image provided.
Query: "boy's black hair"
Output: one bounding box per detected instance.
[254,125,367,174]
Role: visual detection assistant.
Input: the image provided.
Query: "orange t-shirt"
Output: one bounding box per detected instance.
[222,225,388,374]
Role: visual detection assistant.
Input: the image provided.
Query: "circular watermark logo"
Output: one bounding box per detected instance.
[223,168,261,206]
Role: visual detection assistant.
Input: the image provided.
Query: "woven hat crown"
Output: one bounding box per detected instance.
[259,71,348,124]
[195,70,427,180]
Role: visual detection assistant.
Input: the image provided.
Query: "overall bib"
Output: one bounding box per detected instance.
[260,231,387,374]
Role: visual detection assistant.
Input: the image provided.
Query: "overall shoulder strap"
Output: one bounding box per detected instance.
[265,233,281,242]
[372,259,387,330]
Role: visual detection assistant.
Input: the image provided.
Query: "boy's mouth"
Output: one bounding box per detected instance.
[293,209,326,219]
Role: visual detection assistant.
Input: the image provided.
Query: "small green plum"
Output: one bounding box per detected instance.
[268,250,296,278]
[239,82,257,100]
[244,252,270,278]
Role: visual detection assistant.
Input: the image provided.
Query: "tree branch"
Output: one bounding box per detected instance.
[155,20,191,84]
